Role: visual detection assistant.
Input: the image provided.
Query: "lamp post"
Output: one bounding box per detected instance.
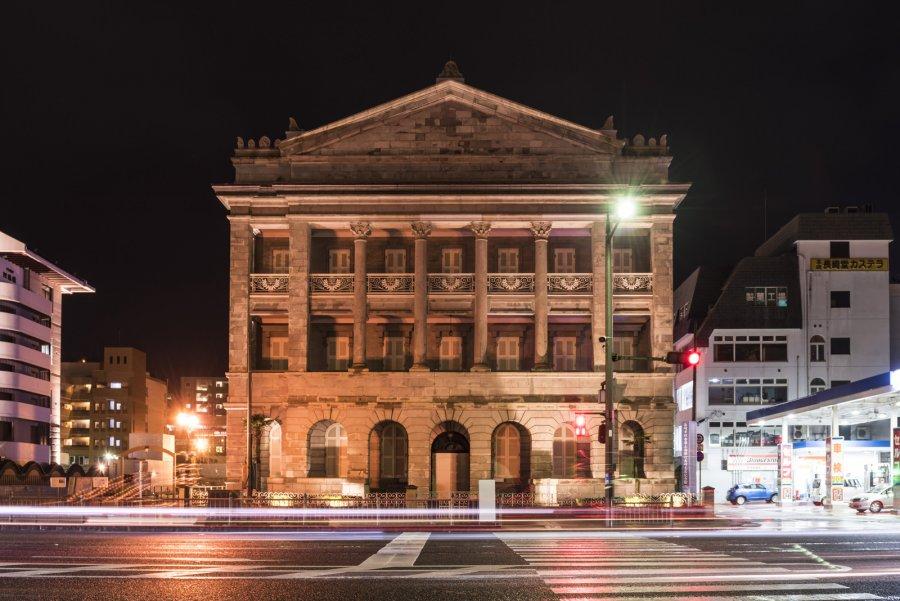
[603,194,637,504]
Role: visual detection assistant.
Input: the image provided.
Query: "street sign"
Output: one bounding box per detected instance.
[49,477,66,488]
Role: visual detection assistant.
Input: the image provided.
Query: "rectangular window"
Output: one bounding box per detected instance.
[271,247,289,272]
[496,336,520,371]
[734,342,761,362]
[326,336,350,371]
[613,248,633,272]
[267,335,288,370]
[831,379,851,388]
[439,336,462,371]
[441,248,462,273]
[830,241,850,258]
[553,248,576,273]
[761,343,788,362]
[383,337,406,371]
[329,249,351,274]
[831,337,851,355]
[0,421,11,442]
[41,285,53,302]
[611,337,634,372]
[830,291,850,308]
[384,249,406,273]
[498,248,520,273]
[553,337,577,371]
[713,343,734,362]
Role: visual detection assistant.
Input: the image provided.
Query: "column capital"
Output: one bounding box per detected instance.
[411,221,433,239]
[349,221,373,239]
[467,221,492,238]
[530,221,553,239]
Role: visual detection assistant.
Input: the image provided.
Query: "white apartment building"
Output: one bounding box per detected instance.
[0,230,93,464]
[674,211,892,501]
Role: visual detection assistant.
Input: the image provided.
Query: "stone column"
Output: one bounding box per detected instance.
[650,218,675,369]
[288,219,310,372]
[469,221,492,371]
[590,221,607,371]
[350,221,372,370]
[226,217,253,489]
[531,222,552,370]
[411,221,432,371]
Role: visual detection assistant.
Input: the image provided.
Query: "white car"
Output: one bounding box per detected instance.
[848,484,894,513]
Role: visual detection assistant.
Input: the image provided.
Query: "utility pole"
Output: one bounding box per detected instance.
[604,213,616,505]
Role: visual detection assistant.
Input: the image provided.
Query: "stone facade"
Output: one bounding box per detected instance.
[214,64,689,501]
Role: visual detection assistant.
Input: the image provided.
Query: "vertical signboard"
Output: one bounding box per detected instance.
[893,428,900,505]
[778,443,793,504]
[681,421,697,496]
[826,436,845,503]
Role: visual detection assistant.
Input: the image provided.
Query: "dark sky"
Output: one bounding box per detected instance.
[3,2,898,386]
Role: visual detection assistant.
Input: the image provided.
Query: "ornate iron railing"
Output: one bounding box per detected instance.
[250,273,289,293]
[427,273,474,293]
[367,273,414,293]
[488,273,534,293]
[548,273,592,293]
[309,274,354,293]
[614,273,653,294]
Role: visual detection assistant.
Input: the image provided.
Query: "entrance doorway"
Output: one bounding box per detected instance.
[431,425,470,497]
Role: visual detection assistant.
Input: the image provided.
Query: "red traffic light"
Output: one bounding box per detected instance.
[665,348,702,368]
[686,350,701,366]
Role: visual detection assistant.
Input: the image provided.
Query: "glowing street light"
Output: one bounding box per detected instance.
[176,412,200,431]
[193,437,209,453]
[615,195,637,220]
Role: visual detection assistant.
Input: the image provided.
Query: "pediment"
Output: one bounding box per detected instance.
[279,81,621,157]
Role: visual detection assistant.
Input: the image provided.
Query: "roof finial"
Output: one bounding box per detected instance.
[436,60,464,84]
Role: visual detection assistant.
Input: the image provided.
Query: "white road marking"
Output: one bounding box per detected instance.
[552,595,881,601]
[357,532,430,569]
[548,583,849,594]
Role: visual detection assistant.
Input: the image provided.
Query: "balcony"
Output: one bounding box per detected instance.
[549,273,592,294]
[614,273,653,295]
[428,273,474,293]
[367,274,414,294]
[250,273,289,294]
[310,274,354,293]
[488,274,534,293]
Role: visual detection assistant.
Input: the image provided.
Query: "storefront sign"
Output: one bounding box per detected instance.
[779,443,793,502]
[682,421,697,495]
[826,436,845,502]
[810,258,888,271]
[892,428,900,491]
[726,454,779,471]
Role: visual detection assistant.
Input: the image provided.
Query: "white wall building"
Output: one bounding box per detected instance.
[674,211,893,501]
[0,230,93,464]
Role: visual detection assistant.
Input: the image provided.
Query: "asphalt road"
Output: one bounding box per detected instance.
[0,528,898,601]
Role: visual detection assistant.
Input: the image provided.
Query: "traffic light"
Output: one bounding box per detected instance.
[665,348,701,368]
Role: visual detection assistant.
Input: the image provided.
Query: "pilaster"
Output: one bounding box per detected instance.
[650,218,675,367]
[288,219,310,372]
[590,221,607,371]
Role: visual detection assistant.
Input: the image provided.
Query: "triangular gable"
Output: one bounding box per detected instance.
[279,80,621,156]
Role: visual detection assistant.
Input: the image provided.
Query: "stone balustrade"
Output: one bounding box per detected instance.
[309,274,354,293]
[548,273,593,293]
[367,273,414,293]
[487,273,535,293]
[250,273,289,293]
[427,273,475,293]
[614,273,653,294]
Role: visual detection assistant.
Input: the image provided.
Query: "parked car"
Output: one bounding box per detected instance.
[849,484,894,513]
[727,483,778,505]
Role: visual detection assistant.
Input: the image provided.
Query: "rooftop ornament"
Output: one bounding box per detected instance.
[436,60,464,83]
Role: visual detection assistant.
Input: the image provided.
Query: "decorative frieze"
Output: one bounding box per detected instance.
[614,273,653,293]
[488,274,535,293]
[548,273,592,293]
[367,274,414,293]
[310,274,354,293]
[428,273,475,293]
[250,274,289,293]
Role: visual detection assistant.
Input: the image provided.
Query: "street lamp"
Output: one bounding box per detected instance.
[603,193,638,504]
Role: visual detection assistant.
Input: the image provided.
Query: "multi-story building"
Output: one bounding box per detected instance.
[61,347,168,466]
[0,230,93,464]
[175,376,228,458]
[214,63,689,499]
[674,210,893,500]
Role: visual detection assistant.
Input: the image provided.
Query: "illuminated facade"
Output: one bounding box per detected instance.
[214,63,687,499]
[0,230,93,464]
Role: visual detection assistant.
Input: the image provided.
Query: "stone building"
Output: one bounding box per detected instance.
[213,63,688,500]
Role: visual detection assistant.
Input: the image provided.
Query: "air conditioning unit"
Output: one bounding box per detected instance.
[854,425,870,440]
[791,426,804,441]
[825,206,841,214]
[845,206,860,214]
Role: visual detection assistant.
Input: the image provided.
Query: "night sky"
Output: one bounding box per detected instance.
[3,2,897,386]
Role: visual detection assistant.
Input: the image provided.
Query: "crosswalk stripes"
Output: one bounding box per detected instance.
[498,534,882,601]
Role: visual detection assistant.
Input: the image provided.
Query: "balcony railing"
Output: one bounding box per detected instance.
[614,273,653,294]
[250,273,289,293]
[310,274,354,293]
[548,273,592,293]
[367,273,414,293]
[488,273,534,293]
[428,273,474,293]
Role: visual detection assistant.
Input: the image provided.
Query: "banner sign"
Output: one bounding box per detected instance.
[779,443,793,502]
[681,421,697,495]
[826,436,845,502]
[726,454,779,471]
[810,258,888,271]
[893,428,900,489]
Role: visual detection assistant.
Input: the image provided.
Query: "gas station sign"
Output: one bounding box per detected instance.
[826,436,845,502]
[778,443,793,503]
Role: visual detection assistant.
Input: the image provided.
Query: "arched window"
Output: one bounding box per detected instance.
[268,421,283,478]
[810,377,827,394]
[369,421,408,491]
[309,420,348,478]
[493,423,521,479]
[553,425,577,477]
[810,336,826,362]
[619,421,646,479]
